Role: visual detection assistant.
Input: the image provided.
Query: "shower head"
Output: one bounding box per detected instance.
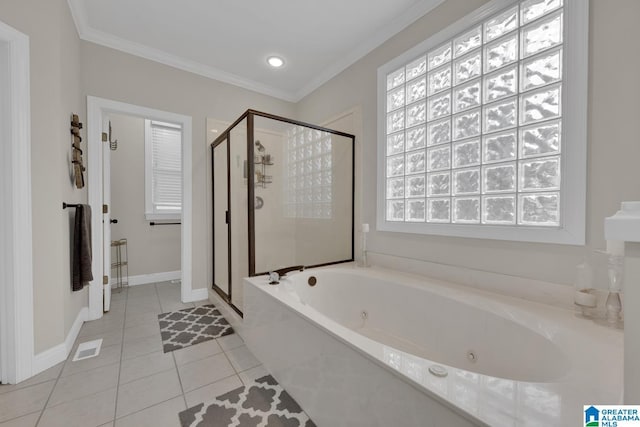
[255,140,265,152]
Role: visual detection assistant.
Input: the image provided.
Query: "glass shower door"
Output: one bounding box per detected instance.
[212,136,230,298]
[210,110,355,316]
[253,116,354,274]
[211,120,249,313]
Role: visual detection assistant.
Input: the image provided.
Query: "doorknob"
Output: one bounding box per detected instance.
[110,219,118,224]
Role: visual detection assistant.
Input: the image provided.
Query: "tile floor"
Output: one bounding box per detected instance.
[0,281,268,427]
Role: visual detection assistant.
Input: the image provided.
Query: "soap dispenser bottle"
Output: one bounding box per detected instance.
[573,260,596,318]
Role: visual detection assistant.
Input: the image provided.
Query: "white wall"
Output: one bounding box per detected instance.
[109,113,181,277]
[296,0,640,288]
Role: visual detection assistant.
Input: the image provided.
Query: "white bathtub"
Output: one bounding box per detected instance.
[242,266,622,426]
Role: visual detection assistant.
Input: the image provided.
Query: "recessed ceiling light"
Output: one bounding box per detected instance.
[267,56,284,68]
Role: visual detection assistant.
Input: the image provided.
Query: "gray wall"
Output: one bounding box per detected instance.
[296,0,640,287]
[0,0,88,353]
[81,42,296,295]
[109,114,181,277]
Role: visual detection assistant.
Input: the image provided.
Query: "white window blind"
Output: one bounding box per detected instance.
[377,0,587,244]
[145,120,182,220]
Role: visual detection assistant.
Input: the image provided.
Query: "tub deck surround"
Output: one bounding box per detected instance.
[242,266,623,427]
[367,252,578,310]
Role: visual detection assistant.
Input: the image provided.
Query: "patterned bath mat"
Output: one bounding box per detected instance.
[178,375,316,427]
[158,304,234,353]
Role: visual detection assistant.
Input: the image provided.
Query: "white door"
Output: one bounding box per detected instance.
[102,117,112,311]
[0,40,8,383]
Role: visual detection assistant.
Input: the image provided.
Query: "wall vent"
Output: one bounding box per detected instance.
[72,338,103,362]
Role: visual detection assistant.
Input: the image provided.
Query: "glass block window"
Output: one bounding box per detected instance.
[384,0,566,227]
[284,126,333,219]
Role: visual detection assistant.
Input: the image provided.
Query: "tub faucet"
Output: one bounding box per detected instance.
[268,265,305,284]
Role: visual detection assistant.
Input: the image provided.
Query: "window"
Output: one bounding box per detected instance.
[145,120,182,220]
[284,126,333,219]
[377,0,587,244]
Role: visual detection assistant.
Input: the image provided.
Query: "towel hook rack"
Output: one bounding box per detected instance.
[63,202,80,209]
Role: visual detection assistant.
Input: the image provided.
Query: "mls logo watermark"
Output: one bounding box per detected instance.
[585,405,640,426]
[586,406,600,427]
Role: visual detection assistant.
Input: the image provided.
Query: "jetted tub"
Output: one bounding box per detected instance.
[242,266,622,426]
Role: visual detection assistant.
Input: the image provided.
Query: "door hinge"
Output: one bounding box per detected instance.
[103,204,108,214]
[102,132,108,142]
[103,275,108,285]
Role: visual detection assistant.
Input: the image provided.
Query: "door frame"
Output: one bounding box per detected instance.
[101,116,112,311]
[86,96,194,320]
[0,21,34,384]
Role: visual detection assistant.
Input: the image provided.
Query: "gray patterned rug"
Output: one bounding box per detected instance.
[178,375,316,427]
[158,304,234,353]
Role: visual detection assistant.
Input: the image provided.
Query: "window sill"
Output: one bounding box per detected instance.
[376,219,584,245]
[145,213,181,221]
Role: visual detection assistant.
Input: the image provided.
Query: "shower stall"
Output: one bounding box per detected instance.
[210,110,355,315]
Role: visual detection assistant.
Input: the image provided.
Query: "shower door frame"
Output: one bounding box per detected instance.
[210,109,356,316]
[210,120,236,314]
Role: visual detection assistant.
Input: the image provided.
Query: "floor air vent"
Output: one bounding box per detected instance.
[72,339,103,362]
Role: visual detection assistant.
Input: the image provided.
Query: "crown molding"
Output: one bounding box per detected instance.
[294,0,445,101]
[67,0,89,37]
[67,0,445,104]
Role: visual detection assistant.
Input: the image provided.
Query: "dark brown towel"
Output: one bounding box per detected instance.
[72,204,93,291]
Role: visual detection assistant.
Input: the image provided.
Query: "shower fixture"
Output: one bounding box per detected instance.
[255,140,265,152]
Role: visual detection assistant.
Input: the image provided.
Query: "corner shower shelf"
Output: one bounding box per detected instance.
[255,154,273,188]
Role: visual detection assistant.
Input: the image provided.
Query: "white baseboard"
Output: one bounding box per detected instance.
[184,287,208,303]
[32,306,88,375]
[127,270,181,286]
